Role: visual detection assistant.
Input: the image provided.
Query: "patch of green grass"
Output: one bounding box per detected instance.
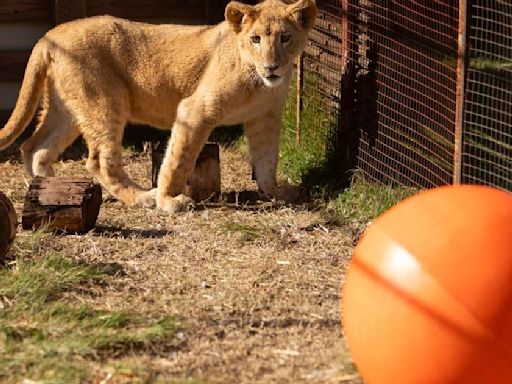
[9,226,47,258]
[326,173,418,224]
[222,222,261,242]
[470,58,512,72]
[279,77,418,217]
[280,74,337,184]
[441,56,512,72]
[0,232,179,384]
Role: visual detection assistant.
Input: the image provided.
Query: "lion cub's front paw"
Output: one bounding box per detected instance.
[157,194,195,214]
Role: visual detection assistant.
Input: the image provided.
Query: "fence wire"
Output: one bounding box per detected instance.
[286,0,511,192]
[463,0,512,190]
[352,0,459,188]
[281,0,345,182]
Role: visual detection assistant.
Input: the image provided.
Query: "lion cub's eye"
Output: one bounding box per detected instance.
[281,34,291,44]
[251,35,261,44]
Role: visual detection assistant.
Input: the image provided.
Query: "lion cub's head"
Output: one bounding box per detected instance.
[226,0,317,87]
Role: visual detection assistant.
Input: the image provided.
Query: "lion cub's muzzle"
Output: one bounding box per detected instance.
[260,63,286,87]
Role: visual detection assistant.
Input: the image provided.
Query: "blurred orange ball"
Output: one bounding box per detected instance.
[342,185,512,384]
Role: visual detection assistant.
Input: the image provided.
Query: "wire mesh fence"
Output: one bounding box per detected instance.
[463,0,512,190]
[281,0,345,183]
[352,0,459,188]
[286,0,511,192]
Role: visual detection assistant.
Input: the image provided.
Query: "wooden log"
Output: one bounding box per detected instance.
[152,142,221,202]
[0,191,17,262]
[22,177,102,233]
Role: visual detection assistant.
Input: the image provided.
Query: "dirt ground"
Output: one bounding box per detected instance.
[0,145,362,384]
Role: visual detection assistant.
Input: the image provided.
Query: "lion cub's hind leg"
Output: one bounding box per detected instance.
[21,88,80,177]
[82,120,156,208]
[245,114,300,202]
[245,115,280,196]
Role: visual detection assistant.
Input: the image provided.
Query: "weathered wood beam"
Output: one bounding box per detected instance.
[22,177,102,233]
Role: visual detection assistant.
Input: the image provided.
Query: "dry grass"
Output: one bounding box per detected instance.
[0,145,361,383]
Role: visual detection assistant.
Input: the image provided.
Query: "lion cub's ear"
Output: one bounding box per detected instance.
[225,1,255,33]
[287,0,318,31]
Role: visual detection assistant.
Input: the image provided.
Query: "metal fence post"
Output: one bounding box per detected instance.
[337,0,358,185]
[454,0,470,184]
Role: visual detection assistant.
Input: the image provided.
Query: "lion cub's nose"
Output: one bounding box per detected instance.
[264,63,279,73]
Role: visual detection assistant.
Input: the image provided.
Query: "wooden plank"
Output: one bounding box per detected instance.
[0,50,30,82]
[86,0,208,22]
[0,0,53,23]
[54,0,86,24]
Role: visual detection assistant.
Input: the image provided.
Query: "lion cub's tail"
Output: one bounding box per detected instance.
[0,40,49,150]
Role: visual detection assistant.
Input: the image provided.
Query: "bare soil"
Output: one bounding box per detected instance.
[0,146,361,384]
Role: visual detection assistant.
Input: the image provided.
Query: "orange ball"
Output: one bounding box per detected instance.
[342,185,512,384]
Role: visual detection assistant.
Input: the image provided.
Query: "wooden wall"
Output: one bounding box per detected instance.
[0,0,228,127]
[0,1,50,124]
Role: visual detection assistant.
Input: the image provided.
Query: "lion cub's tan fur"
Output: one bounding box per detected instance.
[0,0,316,212]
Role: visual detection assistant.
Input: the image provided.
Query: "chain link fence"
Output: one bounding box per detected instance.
[285,0,511,192]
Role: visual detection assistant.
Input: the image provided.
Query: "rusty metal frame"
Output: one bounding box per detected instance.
[454,0,470,184]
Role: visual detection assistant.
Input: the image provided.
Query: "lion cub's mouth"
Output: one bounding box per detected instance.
[262,74,283,87]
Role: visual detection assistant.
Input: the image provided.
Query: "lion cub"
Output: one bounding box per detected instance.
[0,0,317,213]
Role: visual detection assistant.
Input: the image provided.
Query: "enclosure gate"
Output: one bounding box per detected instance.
[293,0,511,191]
